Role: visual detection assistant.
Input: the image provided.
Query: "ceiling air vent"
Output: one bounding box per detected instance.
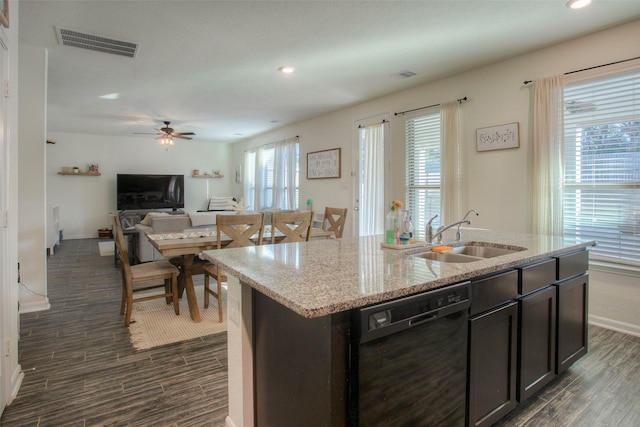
[56,27,139,58]
[391,70,417,79]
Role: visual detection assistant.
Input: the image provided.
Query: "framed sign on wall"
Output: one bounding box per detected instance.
[476,122,519,152]
[307,148,341,179]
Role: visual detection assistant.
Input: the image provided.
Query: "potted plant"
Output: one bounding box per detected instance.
[73,166,79,174]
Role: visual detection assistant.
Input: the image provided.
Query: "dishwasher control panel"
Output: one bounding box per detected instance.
[358,282,471,343]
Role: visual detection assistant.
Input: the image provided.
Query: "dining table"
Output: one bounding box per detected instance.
[147,226,335,323]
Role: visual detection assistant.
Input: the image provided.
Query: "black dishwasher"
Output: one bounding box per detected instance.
[350,282,470,427]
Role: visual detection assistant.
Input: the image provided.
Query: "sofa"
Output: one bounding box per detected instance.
[135,211,236,262]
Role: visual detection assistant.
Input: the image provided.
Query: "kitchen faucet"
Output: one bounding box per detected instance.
[425,214,439,243]
[431,220,471,244]
[456,209,479,241]
[425,209,479,244]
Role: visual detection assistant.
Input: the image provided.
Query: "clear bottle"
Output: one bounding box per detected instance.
[403,214,414,243]
[385,208,397,245]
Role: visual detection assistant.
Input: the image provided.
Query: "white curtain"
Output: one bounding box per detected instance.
[359,122,386,236]
[273,137,298,210]
[244,150,256,210]
[440,101,461,225]
[244,136,299,211]
[532,75,564,236]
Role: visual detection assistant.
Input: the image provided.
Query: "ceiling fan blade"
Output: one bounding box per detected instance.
[172,132,195,137]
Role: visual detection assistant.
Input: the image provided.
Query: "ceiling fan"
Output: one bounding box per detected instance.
[134,121,196,144]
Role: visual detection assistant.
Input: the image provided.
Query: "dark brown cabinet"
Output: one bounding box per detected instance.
[555,250,589,374]
[518,285,556,401]
[468,301,518,427]
[517,259,557,402]
[467,270,518,427]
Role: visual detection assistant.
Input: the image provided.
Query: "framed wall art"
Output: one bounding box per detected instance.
[476,122,519,152]
[307,148,341,179]
[0,0,8,28]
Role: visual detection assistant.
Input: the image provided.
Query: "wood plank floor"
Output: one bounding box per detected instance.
[1,237,639,426]
[1,238,228,427]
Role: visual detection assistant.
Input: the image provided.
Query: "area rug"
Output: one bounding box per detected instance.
[128,284,227,350]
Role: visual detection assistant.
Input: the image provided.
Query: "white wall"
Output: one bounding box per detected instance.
[46,133,234,239]
[2,0,23,412]
[18,43,49,313]
[231,19,640,333]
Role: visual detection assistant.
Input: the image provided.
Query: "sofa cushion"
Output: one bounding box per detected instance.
[139,211,170,226]
[150,215,191,232]
[189,211,236,227]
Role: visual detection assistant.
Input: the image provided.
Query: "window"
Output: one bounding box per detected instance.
[405,109,441,241]
[563,67,640,265]
[244,137,299,211]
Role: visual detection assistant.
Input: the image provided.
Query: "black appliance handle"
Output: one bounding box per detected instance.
[408,312,438,327]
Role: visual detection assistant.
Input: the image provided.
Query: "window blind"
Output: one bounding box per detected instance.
[405,110,441,241]
[563,68,640,265]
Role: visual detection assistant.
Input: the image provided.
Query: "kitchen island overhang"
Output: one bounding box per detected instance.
[201,228,595,319]
[201,229,594,427]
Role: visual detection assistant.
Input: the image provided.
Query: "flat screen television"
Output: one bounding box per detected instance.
[117,174,184,211]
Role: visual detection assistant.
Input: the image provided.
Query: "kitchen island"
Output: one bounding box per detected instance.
[200,228,595,427]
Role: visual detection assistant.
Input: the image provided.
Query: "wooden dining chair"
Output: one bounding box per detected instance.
[203,212,265,322]
[270,211,313,243]
[114,215,180,326]
[323,207,348,238]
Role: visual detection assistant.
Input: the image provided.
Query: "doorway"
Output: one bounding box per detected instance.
[353,115,390,237]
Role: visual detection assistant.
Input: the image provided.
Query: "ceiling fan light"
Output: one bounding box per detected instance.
[159,135,173,145]
[566,0,591,9]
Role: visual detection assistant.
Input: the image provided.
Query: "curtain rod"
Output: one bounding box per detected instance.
[394,96,467,116]
[358,119,388,129]
[523,56,640,85]
[244,135,299,152]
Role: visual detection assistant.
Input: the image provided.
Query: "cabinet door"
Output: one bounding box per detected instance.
[518,286,556,402]
[556,273,589,374]
[468,301,518,427]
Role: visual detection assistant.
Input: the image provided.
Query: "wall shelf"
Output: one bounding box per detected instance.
[58,171,101,176]
[192,174,223,178]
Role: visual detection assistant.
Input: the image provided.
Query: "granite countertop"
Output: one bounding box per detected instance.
[200,228,595,318]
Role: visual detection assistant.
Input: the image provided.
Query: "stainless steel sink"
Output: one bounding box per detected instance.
[413,252,483,263]
[450,244,525,258]
[411,242,527,263]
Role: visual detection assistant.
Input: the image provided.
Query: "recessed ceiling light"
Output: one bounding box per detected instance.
[566,0,591,9]
[99,92,119,100]
[278,65,295,74]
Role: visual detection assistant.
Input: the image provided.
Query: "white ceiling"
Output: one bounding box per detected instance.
[19,1,640,143]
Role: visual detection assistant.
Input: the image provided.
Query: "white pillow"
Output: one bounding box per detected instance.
[208,197,236,211]
[139,211,170,226]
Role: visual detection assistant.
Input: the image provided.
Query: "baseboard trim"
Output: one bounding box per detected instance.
[19,299,51,314]
[225,415,239,427]
[589,315,640,338]
[9,364,24,405]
